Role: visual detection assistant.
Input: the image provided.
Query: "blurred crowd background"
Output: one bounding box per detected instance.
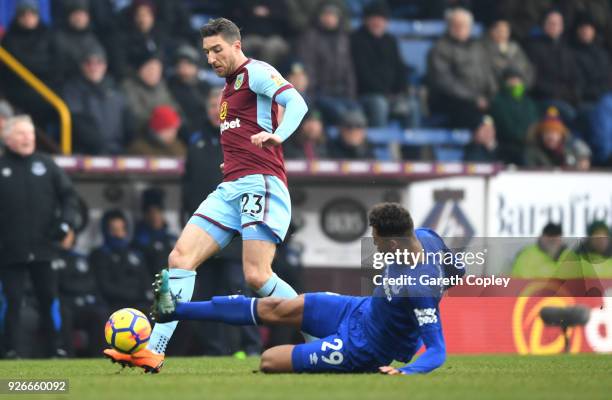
[0,0,611,168]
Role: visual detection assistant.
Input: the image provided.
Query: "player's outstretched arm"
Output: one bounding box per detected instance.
[379,327,447,375]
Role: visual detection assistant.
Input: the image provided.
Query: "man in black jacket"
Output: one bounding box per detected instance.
[350,0,408,127]
[62,46,132,154]
[526,9,581,109]
[0,1,59,128]
[0,115,79,358]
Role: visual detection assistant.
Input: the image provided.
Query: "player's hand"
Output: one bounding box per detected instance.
[379,366,405,375]
[219,162,224,173]
[251,131,282,148]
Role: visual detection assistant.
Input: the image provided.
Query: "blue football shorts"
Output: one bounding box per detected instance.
[291,293,388,373]
[188,174,291,247]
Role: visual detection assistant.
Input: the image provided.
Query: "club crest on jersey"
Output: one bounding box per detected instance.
[31,161,47,176]
[219,101,228,121]
[234,73,244,90]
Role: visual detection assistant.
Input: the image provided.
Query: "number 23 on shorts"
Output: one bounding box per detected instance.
[240,193,264,217]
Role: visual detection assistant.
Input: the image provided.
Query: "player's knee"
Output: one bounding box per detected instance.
[168,247,197,271]
[243,266,271,290]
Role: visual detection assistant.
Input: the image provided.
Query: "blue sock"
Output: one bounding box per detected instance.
[147,268,196,354]
[256,273,298,298]
[173,295,259,325]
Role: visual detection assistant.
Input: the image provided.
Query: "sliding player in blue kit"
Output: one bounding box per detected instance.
[151,203,463,374]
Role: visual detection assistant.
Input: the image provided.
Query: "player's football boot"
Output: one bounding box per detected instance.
[150,269,178,323]
[129,348,165,373]
[103,347,165,373]
[103,348,134,368]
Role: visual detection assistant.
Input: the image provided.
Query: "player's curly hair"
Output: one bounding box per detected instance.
[368,203,414,237]
[200,18,241,43]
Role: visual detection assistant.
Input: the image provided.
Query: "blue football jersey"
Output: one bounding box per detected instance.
[361,228,454,366]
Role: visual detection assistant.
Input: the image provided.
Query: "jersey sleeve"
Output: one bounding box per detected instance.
[247,62,293,99]
[399,296,446,374]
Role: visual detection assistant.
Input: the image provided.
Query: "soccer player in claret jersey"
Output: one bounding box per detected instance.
[103,18,308,372]
[151,203,463,375]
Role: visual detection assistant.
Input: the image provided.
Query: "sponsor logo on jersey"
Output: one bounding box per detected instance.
[234,73,244,90]
[219,101,228,121]
[1,167,11,177]
[414,308,438,326]
[220,118,241,134]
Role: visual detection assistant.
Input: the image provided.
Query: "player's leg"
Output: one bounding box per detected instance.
[105,187,240,372]
[151,274,305,327]
[240,175,298,299]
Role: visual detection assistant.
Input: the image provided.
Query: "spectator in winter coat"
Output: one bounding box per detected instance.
[426,8,497,128]
[524,107,591,170]
[464,115,502,163]
[489,68,540,165]
[526,10,581,111]
[167,45,210,139]
[571,14,610,104]
[350,0,408,127]
[62,46,133,154]
[121,49,180,137]
[327,110,375,159]
[478,17,534,89]
[298,3,359,124]
[53,0,104,83]
[0,0,59,127]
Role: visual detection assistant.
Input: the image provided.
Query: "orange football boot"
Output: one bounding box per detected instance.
[104,348,165,373]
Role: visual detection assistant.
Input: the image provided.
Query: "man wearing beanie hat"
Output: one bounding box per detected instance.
[62,45,132,154]
[121,48,181,136]
[525,107,591,169]
[128,105,186,157]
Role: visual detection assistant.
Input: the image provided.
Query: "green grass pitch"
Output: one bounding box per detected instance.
[0,355,610,400]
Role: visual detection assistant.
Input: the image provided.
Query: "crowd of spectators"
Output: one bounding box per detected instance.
[0,0,611,168]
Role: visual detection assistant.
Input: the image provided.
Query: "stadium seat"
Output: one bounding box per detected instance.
[398,39,433,79]
[433,146,465,162]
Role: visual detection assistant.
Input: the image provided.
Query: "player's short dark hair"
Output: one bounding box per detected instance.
[369,203,414,237]
[200,18,241,43]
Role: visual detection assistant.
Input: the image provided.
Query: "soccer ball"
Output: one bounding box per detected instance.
[104,308,152,354]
